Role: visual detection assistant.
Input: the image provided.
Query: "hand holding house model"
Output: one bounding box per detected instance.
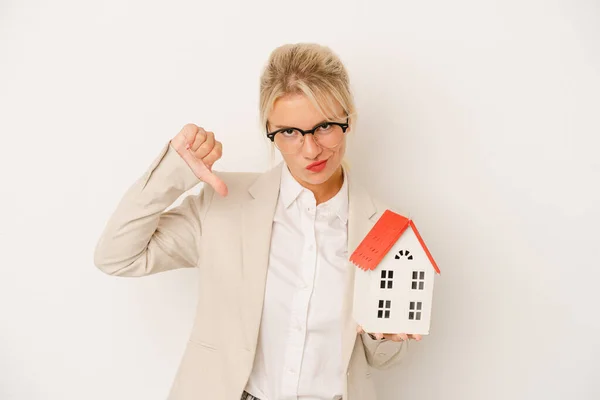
[350,210,441,336]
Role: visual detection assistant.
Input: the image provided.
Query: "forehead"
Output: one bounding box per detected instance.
[269,93,343,129]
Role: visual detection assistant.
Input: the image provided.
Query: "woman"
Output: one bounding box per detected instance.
[94,43,421,400]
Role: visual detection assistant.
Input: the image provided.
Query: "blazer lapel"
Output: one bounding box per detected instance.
[341,172,378,371]
[241,162,283,351]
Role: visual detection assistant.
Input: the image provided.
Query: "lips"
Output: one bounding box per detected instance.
[306,159,328,172]
[307,160,327,169]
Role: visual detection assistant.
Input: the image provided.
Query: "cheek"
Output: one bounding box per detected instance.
[330,142,346,164]
[337,144,346,159]
[281,153,306,177]
[335,137,347,156]
[280,153,298,168]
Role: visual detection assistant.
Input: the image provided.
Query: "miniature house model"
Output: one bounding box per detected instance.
[350,210,441,335]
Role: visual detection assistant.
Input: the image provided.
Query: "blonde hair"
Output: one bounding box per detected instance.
[259,43,356,167]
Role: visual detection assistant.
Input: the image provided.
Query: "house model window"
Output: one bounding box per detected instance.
[411,271,425,290]
[395,249,413,260]
[377,300,391,319]
[380,270,393,289]
[409,301,422,320]
[350,209,441,335]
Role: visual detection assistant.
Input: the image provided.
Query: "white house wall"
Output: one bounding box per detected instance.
[353,226,436,335]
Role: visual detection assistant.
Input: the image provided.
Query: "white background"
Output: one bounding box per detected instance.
[1,1,599,399]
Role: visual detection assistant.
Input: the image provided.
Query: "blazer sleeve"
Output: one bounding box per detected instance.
[93,141,213,277]
[360,332,410,369]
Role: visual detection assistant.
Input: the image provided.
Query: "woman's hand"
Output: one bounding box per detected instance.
[171,123,228,197]
[357,326,422,342]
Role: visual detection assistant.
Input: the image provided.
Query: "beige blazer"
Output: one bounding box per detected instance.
[94,141,410,400]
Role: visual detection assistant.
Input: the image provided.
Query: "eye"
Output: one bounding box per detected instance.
[317,123,333,132]
[281,128,298,137]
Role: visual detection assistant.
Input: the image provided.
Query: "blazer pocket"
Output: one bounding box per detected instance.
[188,338,218,352]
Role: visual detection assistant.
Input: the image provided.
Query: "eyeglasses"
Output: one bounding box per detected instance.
[266,117,349,154]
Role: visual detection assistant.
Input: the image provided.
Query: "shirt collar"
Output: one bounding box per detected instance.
[279,163,349,224]
[329,168,349,224]
[280,163,305,208]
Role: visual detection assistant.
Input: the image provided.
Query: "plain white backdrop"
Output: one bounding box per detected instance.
[1,1,599,399]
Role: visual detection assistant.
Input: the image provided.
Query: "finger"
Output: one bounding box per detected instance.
[409,334,422,341]
[356,326,365,334]
[201,141,222,167]
[171,124,197,151]
[189,129,205,153]
[193,130,214,158]
[180,124,199,147]
[374,333,384,340]
[189,127,206,151]
[383,333,407,342]
[178,143,211,177]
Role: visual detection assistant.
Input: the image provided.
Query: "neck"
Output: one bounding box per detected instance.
[296,165,344,205]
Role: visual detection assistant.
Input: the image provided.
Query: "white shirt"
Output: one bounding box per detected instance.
[244,164,349,400]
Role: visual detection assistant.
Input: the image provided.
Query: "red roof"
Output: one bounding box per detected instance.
[349,209,440,274]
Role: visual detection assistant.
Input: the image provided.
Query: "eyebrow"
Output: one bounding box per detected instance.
[272,119,329,129]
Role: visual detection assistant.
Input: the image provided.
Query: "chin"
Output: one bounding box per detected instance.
[303,175,328,186]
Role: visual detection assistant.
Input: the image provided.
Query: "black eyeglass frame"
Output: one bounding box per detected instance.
[265,117,350,142]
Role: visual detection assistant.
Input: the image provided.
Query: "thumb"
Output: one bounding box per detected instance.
[179,145,229,197]
[201,170,229,197]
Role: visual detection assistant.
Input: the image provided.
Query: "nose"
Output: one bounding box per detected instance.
[301,134,322,158]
